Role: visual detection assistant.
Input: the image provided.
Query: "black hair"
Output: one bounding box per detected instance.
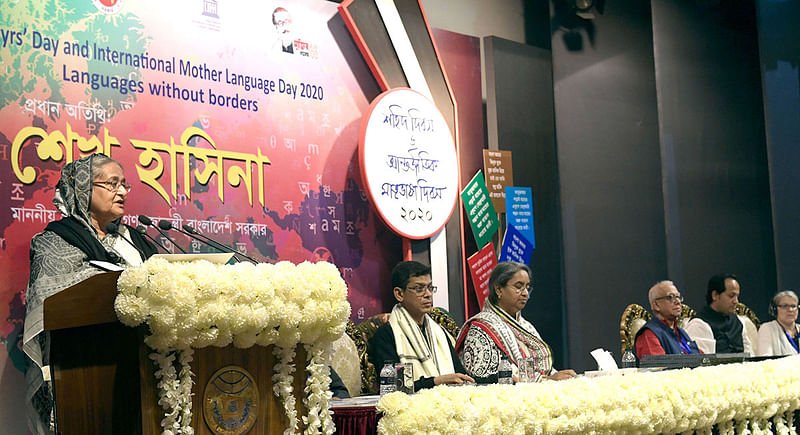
[487,261,532,305]
[706,273,738,305]
[391,261,431,291]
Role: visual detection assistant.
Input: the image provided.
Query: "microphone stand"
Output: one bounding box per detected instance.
[138,215,187,253]
[180,223,259,264]
[136,225,170,253]
[105,222,146,260]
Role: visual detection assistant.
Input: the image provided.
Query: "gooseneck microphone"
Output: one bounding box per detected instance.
[138,215,187,253]
[136,225,170,253]
[105,222,146,260]
[158,220,226,253]
[179,223,259,264]
[177,223,234,253]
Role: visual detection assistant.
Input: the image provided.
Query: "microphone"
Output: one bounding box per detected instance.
[136,225,170,253]
[158,220,226,253]
[180,223,259,264]
[105,222,146,260]
[177,223,233,252]
[138,215,187,253]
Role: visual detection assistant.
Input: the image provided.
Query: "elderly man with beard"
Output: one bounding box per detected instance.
[634,281,701,359]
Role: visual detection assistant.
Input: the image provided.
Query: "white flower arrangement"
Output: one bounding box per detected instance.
[115,258,350,435]
[377,356,800,434]
[274,345,298,435]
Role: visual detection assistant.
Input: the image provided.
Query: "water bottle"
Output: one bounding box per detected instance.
[621,348,637,369]
[497,355,513,384]
[379,361,397,396]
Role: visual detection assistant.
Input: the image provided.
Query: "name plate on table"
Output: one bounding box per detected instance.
[640,353,747,369]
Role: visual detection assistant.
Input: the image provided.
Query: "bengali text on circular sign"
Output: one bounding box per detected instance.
[359,88,459,239]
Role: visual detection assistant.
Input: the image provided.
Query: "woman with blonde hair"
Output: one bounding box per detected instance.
[757,290,800,356]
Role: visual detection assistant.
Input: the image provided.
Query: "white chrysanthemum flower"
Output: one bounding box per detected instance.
[116,258,349,435]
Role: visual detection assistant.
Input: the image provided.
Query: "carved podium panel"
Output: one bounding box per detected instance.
[44,272,307,434]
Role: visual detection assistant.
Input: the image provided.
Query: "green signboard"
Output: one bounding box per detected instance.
[461,171,500,249]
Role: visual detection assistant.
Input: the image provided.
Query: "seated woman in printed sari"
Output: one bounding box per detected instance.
[456,261,576,383]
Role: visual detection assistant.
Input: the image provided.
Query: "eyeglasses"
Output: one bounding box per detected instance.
[777,304,799,311]
[655,294,684,304]
[505,283,533,295]
[406,285,437,295]
[93,180,132,193]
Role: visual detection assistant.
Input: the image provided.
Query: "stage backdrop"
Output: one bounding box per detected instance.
[0,1,398,429]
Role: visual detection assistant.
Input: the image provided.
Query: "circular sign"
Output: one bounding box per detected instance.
[203,366,260,435]
[359,88,459,239]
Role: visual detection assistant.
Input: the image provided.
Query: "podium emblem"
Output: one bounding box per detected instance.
[203,366,260,435]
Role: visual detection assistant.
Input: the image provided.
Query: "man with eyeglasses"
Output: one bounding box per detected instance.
[272,7,294,53]
[685,273,753,355]
[367,261,474,391]
[634,281,701,359]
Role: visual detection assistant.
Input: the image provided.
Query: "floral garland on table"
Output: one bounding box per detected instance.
[115,258,350,435]
[377,356,800,434]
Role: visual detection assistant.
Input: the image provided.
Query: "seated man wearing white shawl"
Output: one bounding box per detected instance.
[368,261,474,390]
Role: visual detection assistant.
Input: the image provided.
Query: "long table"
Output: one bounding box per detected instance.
[371,356,800,434]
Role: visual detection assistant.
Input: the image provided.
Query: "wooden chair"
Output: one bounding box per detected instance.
[428,307,460,339]
[677,303,697,330]
[344,320,374,395]
[330,321,363,397]
[735,302,760,354]
[735,302,761,328]
[619,304,651,354]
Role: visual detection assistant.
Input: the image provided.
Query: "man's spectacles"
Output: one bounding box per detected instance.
[777,304,800,311]
[506,283,533,295]
[93,180,132,193]
[655,294,684,304]
[405,285,437,295]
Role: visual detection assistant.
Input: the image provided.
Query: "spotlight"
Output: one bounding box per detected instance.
[574,0,594,11]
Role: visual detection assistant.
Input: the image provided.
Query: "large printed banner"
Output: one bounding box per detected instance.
[0,1,393,429]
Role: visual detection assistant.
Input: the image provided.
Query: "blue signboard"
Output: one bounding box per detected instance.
[505,187,535,249]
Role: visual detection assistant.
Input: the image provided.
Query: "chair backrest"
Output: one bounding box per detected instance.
[330,323,362,397]
[428,307,460,339]
[619,304,652,354]
[735,302,760,355]
[345,320,376,395]
[735,302,761,328]
[677,303,696,330]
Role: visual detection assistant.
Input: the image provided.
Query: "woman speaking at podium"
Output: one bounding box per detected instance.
[22,154,155,435]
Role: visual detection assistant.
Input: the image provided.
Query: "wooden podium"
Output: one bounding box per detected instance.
[44,271,307,435]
